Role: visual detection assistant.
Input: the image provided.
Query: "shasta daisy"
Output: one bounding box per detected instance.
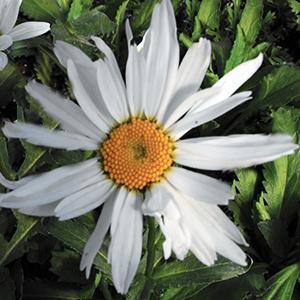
[0,0,298,294]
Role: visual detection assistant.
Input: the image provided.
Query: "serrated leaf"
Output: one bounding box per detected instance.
[197,0,221,31]
[0,63,25,111]
[113,0,129,44]
[251,65,300,111]
[0,137,16,180]
[34,51,53,86]
[225,0,263,72]
[262,157,289,219]
[71,9,115,37]
[0,212,39,266]
[132,0,159,31]
[230,168,258,233]
[68,0,84,21]
[258,107,300,220]
[52,9,115,56]
[67,0,92,22]
[153,256,250,289]
[261,263,300,300]
[21,0,65,22]
[46,216,111,278]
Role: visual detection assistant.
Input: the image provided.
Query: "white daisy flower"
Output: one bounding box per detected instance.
[0,0,50,70]
[0,0,298,294]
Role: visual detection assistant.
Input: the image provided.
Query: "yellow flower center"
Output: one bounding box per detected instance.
[100,119,174,190]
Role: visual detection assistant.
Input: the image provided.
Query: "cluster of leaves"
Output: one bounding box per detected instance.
[0,0,299,299]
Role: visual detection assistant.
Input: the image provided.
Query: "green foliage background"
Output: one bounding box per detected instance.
[0,0,300,299]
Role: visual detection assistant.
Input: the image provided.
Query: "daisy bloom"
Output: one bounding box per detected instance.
[0,0,50,70]
[0,0,298,294]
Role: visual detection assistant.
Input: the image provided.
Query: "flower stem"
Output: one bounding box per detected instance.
[140,216,156,299]
[100,278,112,300]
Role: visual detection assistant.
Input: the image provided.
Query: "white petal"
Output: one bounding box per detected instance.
[110,187,127,236]
[213,54,263,101]
[186,54,263,115]
[125,41,146,116]
[67,60,114,132]
[25,81,103,141]
[144,0,179,120]
[92,36,127,93]
[198,204,247,246]
[169,188,217,265]
[0,35,12,50]
[92,37,129,121]
[80,196,115,278]
[96,60,129,122]
[8,22,50,42]
[2,121,99,151]
[163,38,211,123]
[0,159,100,207]
[137,29,150,55]
[190,203,247,265]
[54,41,91,68]
[206,225,247,266]
[164,86,221,129]
[0,52,8,71]
[0,0,22,34]
[169,91,252,140]
[144,184,190,260]
[55,180,114,220]
[166,166,234,205]
[0,172,36,190]
[19,201,60,217]
[175,134,299,170]
[109,192,143,294]
[142,183,175,217]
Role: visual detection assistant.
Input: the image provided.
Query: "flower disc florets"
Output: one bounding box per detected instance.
[100,119,174,190]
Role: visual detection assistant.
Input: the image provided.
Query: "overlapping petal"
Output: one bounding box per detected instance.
[109,190,143,294]
[175,134,298,170]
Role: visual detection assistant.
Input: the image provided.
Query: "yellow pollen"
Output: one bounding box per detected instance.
[100,119,173,190]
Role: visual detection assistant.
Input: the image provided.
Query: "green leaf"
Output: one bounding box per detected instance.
[190,263,267,300]
[230,169,258,233]
[67,0,92,22]
[261,263,300,300]
[0,137,16,180]
[0,63,25,110]
[132,0,159,31]
[153,256,251,289]
[197,0,221,32]
[225,0,263,72]
[34,51,53,86]
[258,107,299,220]
[179,32,193,48]
[50,249,87,283]
[21,0,65,22]
[53,9,115,55]
[262,157,289,219]
[113,0,129,44]
[71,9,115,37]
[0,212,39,266]
[249,65,300,112]
[258,220,289,257]
[46,216,111,278]
[68,0,84,21]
